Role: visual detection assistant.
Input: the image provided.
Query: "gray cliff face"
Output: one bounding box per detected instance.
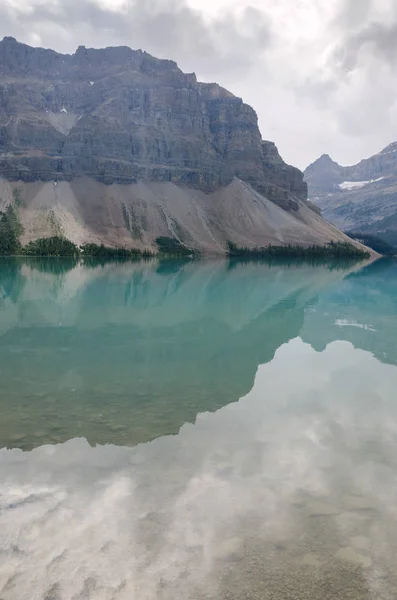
[0,37,365,253]
[0,36,306,208]
[304,144,397,243]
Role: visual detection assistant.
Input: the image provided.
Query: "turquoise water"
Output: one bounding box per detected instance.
[1,257,397,599]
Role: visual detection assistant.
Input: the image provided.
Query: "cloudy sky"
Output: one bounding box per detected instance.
[1,0,397,169]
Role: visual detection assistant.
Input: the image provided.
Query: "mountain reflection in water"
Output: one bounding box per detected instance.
[0,257,365,450]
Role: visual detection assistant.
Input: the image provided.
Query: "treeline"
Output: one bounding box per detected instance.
[0,234,371,260]
[23,239,154,258]
[0,206,24,255]
[155,236,197,257]
[0,204,371,261]
[19,237,197,258]
[0,224,155,258]
[227,241,370,260]
[0,232,185,258]
[24,237,80,256]
[0,207,194,258]
[80,243,153,258]
[346,232,395,256]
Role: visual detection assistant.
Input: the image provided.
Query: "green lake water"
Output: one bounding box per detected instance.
[1,256,397,599]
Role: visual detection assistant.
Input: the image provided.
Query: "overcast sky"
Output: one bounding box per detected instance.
[1,0,397,169]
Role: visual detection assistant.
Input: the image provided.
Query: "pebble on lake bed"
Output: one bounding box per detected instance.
[334,547,372,569]
[299,553,322,567]
[214,537,244,561]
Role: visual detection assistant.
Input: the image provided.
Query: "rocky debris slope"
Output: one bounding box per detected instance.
[0,36,363,252]
[0,177,358,254]
[304,144,397,245]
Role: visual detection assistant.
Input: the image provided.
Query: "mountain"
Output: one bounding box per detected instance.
[304,144,397,246]
[0,36,361,253]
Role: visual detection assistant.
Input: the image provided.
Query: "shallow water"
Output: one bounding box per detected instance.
[1,257,397,599]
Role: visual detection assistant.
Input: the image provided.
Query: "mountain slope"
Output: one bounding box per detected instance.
[304,144,397,245]
[0,36,363,253]
[0,177,359,253]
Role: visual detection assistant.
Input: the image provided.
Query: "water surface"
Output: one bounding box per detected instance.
[1,257,397,600]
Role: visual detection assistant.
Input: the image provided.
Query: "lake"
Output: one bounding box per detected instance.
[1,256,397,600]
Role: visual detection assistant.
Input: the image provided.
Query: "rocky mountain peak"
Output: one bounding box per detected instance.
[380,142,397,155]
[0,38,362,255]
[304,154,344,197]
[304,141,397,243]
[0,37,307,208]
[306,153,340,172]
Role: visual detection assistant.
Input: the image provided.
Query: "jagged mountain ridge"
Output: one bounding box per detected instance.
[304,144,397,244]
[0,36,305,206]
[0,36,363,253]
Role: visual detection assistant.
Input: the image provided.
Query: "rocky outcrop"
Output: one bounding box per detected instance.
[0,36,306,207]
[0,36,366,252]
[304,144,397,244]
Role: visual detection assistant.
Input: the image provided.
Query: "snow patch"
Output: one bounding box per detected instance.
[47,111,78,135]
[339,181,369,190]
[339,177,384,191]
[380,144,397,155]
